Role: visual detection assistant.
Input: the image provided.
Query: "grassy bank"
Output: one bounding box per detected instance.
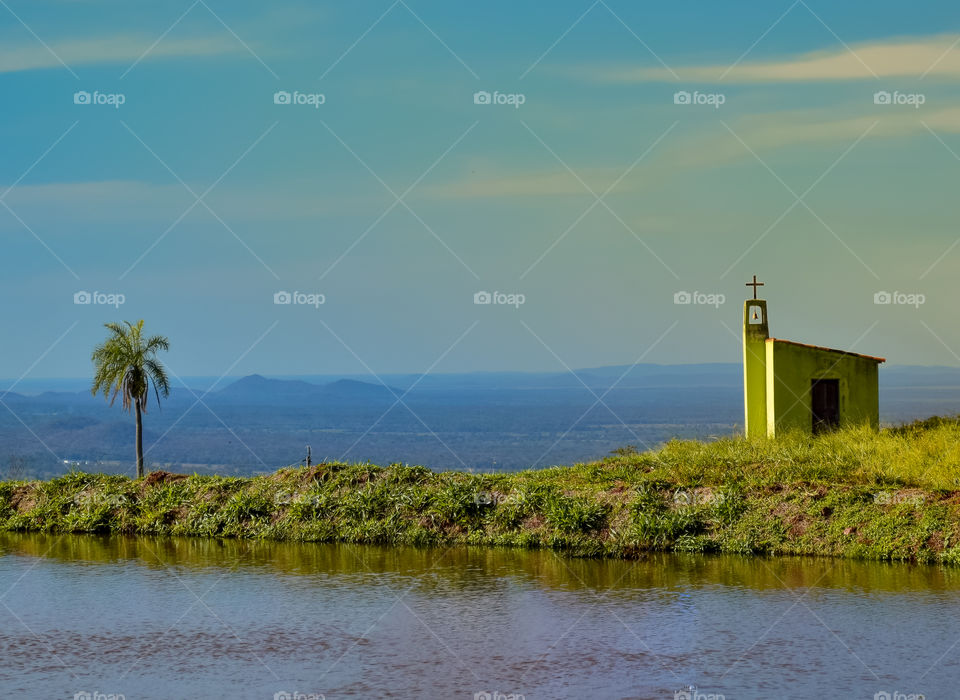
[3,418,960,564]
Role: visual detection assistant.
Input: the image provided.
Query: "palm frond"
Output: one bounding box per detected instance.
[91,320,171,414]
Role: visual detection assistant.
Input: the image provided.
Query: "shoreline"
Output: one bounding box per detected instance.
[3,423,960,565]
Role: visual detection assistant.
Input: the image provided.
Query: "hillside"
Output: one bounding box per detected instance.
[4,417,960,564]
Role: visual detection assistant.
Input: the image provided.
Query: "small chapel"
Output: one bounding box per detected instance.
[741,276,884,438]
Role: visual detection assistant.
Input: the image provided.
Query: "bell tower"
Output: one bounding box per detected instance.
[743,276,768,438]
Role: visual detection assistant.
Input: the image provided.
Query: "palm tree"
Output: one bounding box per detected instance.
[91,320,170,479]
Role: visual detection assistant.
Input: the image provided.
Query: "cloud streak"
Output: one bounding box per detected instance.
[579,34,960,83]
[0,34,245,73]
[421,106,960,200]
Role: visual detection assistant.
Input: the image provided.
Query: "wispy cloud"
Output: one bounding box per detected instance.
[0,180,374,222]
[686,106,960,166]
[420,106,960,200]
[0,34,245,73]
[576,34,960,83]
[420,168,621,200]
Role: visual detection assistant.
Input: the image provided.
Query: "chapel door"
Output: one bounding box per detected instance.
[811,379,840,434]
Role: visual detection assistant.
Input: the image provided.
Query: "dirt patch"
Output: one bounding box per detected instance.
[10,484,37,513]
[927,530,946,553]
[934,491,960,506]
[143,471,189,487]
[787,515,811,538]
[521,514,545,531]
[772,502,811,538]
[299,464,330,485]
[772,502,794,518]
[608,481,628,494]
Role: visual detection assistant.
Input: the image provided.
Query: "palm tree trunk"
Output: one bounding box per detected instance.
[135,398,144,479]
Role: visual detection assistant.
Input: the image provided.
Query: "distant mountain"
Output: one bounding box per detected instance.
[0,364,958,478]
[321,378,397,399]
[9,363,960,397]
[216,374,320,401]
[212,375,396,405]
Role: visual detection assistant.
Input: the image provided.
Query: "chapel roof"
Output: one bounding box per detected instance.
[766,337,886,363]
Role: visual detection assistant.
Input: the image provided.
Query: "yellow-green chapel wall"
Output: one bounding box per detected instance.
[742,301,769,439]
[765,341,880,436]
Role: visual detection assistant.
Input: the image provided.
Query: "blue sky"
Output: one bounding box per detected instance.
[2,0,960,379]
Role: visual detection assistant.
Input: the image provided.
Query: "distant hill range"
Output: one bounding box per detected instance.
[0,364,958,478]
[5,363,960,397]
[211,375,398,404]
[0,375,399,406]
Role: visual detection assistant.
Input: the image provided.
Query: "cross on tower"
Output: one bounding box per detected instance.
[746,275,764,299]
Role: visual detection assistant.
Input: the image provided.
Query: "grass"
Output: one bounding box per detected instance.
[3,416,960,563]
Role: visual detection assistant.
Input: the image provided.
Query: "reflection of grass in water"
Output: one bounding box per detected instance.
[3,416,960,564]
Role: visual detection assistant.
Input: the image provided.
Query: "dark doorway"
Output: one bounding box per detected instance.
[811,379,840,434]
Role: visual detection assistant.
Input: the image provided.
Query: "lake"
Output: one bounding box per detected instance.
[0,533,954,699]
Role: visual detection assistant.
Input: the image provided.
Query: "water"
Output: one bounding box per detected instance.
[1,533,957,700]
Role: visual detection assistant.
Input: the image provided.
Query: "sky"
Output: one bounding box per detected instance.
[1,0,960,380]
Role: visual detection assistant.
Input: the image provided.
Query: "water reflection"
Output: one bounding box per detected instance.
[3,531,958,594]
[1,533,957,700]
